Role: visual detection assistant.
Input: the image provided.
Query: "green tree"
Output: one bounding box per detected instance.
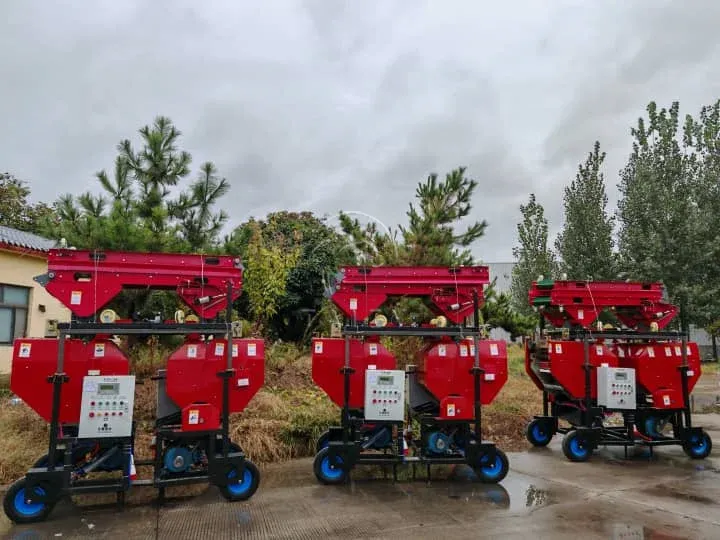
[225,211,351,341]
[118,116,191,250]
[339,167,486,266]
[481,280,535,339]
[0,173,56,233]
[616,101,702,331]
[243,222,301,332]
[170,162,230,251]
[51,117,232,321]
[52,116,228,254]
[510,194,557,316]
[555,141,616,280]
[681,100,720,345]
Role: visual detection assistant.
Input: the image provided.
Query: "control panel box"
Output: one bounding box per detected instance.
[597,366,636,410]
[364,369,405,422]
[78,375,135,438]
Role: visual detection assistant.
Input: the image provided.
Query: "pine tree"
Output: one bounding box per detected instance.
[510,194,557,316]
[339,167,487,266]
[555,141,615,280]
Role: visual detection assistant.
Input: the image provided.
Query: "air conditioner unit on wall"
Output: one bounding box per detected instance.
[44,319,58,337]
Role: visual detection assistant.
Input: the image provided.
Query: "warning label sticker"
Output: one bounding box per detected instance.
[188,409,199,425]
[94,343,105,358]
[247,343,257,356]
[663,395,671,406]
[369,343,378,356]
[555,343,562,354]
[70,291,82,305]
[18,343,31,357]
[490,343,499,356]
[314,341,323,354]
[459,345,468,357]
[438,345,446,357]
[232,344,238,357]
[215,343,225,356]
[349,298,358,311]
[446,404,455,417]
[187,345,197,358]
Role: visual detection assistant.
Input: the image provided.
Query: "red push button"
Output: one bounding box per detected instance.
[89,412,94,418]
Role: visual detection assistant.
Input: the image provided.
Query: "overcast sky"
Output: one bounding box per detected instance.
[3,0,720,262]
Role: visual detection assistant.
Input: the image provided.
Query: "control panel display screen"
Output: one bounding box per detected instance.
[377,375,393,385]
[97,383,119,395]
[614,373,627,381]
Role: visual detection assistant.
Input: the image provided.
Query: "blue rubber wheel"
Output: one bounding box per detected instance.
[562,430,592,462]
[219,460,260,501]
[3,478,54,524]
[526,420,552,447]
[474,449,509,484]
[684,431,712,460]
[313,447,348,485]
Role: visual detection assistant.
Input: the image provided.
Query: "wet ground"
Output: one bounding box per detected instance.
[4,417,720,540]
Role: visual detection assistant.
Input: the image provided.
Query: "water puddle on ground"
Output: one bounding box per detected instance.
[304,463,553,515]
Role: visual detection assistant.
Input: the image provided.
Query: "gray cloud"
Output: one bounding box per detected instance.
[2,0,719,262]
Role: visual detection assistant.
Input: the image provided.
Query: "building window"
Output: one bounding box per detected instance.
[0,284,30,344]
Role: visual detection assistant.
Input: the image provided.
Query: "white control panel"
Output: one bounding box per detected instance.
[364,369,405,422]
[597,366,636,410]
[78,375,135,438]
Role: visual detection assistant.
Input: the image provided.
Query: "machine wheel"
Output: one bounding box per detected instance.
[562,430,592,462]
[526,419,552,447]
[683,431,712,460]
[313,447,348,485]
[637,415,667,439]
[474,449,509,484]
[3,478,55,524]
[316,431,330,453]
[218,460,260,502]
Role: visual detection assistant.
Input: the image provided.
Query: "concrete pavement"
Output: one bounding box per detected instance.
[3,415,720,539]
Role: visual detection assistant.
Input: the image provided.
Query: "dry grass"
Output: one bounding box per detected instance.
[483,344,541,451]
[0,341,539,484]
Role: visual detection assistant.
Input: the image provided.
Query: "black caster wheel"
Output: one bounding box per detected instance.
[526,419,552,447]
[562,430,592,462]
[3,477,55,524]
[218,460,261,501]
[313,447,348,485]
[683,430,712,459]
[473,448,509,484]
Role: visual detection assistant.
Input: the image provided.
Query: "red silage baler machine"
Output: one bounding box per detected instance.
[3,249,264,524]
[311,266,509,484]
[524,278,712,462]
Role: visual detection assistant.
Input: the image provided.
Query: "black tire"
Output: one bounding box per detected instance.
[313,447,348,485]
[218,460,260,502]
[562,430,592,462]
[3,477,55,524]
[316,431,330,454]
[683,430,712,460]
[473,448,509,484]
[526,419,552,447]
